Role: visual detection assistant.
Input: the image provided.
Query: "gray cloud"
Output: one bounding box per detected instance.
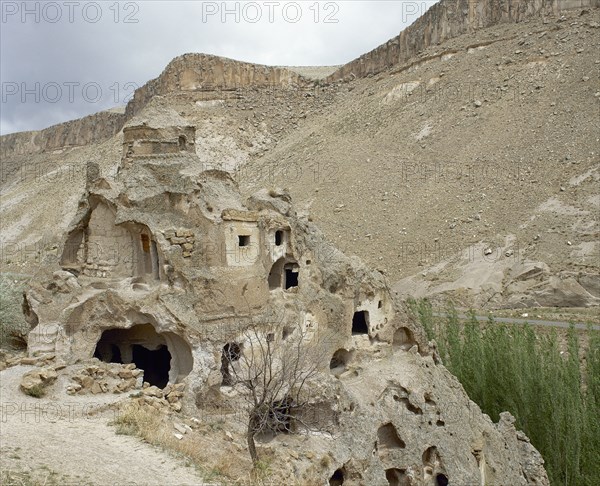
[0,1,435,134]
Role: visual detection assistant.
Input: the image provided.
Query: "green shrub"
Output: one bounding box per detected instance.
[0,274,29,349]
[408,299,600,485]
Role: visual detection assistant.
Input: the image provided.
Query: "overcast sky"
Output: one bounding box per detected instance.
[0,1,436,134]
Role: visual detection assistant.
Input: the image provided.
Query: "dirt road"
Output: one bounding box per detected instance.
[0,365,213,486]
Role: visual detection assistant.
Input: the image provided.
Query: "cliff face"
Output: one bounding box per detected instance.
[325,0,600,82]
[0,54,310,158]
[0,110,126,158]
[125,53,311,119]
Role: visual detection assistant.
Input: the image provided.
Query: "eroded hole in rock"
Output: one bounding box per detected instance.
[330,349,351,376]
[352,311,369,335]
[423,446,439,466]
[377,422,406,451]
[385,468,408,486]
[178,135,186,151]
[329,468,345,485]
[394,395,422,415]
[93,323,192,388]
[436,474,449,486]
[221,342,241,386]
[423,446,447,485]
[393,327,417,350]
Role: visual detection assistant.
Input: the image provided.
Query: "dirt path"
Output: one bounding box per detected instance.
[0,365,214,485]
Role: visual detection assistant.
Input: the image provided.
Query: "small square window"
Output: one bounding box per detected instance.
[238,235,250,247]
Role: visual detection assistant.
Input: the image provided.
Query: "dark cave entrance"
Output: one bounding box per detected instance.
[352,310,369,335]
[329,468,345,485]
[275,230,284,246]
[284,264,299,289]
[436,474,449,486]
[268,258,299,291]
[132,344,171,389]
[221,342,241,386]
[93,324,173,389]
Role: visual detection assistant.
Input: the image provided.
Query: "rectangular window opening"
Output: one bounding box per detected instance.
[284,264,299,290]
[275,230,284,246]
[352,311,369,335]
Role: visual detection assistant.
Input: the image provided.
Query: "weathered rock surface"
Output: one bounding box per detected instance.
[20,109,548,484]
[125,53,312,119]
[394,238,599,309]
[326,0,600,82]
[0,109,125,158]
[20,366,58,395]
[4,1,594,482]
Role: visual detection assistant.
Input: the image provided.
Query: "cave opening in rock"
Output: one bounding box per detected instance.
[268,258,299,291]
[329,468,344,485]
[393,327,417,351]
[178,135,186,151]
[377,422,406,450]
[436,474,449,486]
[93,323,193,389]
[352,311,369,335]
[221,342,241,386]
[132,344,171,388]
[330,349,351,376]
[385,468,407,486]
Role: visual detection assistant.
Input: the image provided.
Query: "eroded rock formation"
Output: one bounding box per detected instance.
[23,110,549,485]
[326,0,600,82]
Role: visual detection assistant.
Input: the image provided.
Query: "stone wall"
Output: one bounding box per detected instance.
[325,0,599,82]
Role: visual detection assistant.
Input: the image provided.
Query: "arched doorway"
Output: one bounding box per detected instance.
[93,324,192,388]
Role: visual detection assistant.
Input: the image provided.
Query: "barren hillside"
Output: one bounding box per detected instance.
[1,3,598,310]
[240,7,600,308]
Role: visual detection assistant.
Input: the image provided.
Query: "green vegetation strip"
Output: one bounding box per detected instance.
[409,298,600,486]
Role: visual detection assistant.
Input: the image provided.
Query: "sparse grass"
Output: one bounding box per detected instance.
[0,468,85,486]
[109,401,270,485]
[109,402,162,436]
[252,460,272,480]
[319,454,332,469]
